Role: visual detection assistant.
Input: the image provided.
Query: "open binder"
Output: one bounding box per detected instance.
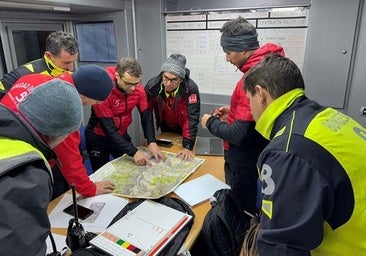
[89,200,192,256]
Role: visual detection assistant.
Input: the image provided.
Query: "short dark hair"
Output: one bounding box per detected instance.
[244,54,305,98]
[220,16,257,36]
[46,31,79,56]
[116,57,142,77]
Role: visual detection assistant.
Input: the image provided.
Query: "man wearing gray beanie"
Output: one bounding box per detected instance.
[0,78,82,256]
[200,16,284,217]
[1,65,115,199]
[145,53,201,161]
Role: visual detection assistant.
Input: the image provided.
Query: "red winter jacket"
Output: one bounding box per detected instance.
[206,43,285,166]
[1,73,97,197]
[145,69,200,150]
[87,66,156,157]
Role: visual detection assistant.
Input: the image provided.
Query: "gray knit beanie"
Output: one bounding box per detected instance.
[161,53,186,78]
[18,79,83,137]
[72,64,113,101]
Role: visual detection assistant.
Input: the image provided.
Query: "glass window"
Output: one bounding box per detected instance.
[12,30,51,66]
[75,21,117,63]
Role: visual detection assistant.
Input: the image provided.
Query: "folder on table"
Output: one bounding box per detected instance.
[174,174,230,207]
[89,199,192,256]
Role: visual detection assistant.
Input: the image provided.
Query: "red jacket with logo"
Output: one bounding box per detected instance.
[145,69,200,150]
[87,66,156,157]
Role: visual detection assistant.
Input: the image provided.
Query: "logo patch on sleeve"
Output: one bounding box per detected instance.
[262,199,273,219]
[188,94,197,104]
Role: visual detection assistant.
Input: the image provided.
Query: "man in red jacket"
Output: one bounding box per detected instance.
[1,64,115,198]
[145,54,200,161]
[201,17,285,214]
[86,57,166,171]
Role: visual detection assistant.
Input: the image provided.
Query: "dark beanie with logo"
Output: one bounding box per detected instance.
[72,64,113,101]
[161,53,187,78]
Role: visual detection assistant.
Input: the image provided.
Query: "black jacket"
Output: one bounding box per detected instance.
[0,104,54,256]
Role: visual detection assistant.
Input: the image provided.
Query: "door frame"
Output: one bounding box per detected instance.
[1,22,63,72]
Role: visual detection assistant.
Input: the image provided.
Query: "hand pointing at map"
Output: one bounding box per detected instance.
[148,142,167,163]
[133,150,153,166]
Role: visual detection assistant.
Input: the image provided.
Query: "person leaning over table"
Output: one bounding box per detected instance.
[1,65,116,199]
[201,16,282,214]
[145,53,200,161]
[0,31,79,98]
[241,54,366,256]
[0,79,83,256]
[85,57,166,171]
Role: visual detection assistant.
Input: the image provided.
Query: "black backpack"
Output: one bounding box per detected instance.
[71,197,194,256]
[200,188,251,256]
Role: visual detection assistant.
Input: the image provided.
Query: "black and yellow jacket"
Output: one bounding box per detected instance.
[0,104,55,256]
[0,55,65,99]
[256,88,366,255]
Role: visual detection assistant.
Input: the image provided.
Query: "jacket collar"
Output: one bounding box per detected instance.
[256,88,305,140]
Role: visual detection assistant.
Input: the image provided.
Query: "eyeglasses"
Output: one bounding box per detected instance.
[162,75,180,84]
[120,77,140,87]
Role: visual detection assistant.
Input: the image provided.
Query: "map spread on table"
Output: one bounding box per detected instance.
[90,148,205,199]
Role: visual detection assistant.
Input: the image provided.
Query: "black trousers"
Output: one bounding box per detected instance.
[85,129,130,172]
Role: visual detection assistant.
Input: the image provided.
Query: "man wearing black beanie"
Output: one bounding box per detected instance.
[201,17,284,214]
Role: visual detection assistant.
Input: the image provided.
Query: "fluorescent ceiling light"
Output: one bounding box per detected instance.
[0,1,70,12]
[271,7,300,12]
[52,6,70,11]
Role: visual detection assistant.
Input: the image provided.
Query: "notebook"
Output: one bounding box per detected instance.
[174,174,230,207]
[89,200,192,256]
[195,137,224,156]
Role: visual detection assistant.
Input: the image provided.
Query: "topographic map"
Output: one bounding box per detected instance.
[90,148,205,199]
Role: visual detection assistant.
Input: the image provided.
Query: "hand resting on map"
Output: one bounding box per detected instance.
[176,148,194,161]
[95,180,116,195]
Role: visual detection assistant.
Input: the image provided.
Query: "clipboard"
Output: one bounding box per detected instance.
[89,200,192,256]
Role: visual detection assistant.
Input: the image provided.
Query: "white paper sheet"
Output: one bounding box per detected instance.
[174,173,230,207]
[49,193,129,233]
